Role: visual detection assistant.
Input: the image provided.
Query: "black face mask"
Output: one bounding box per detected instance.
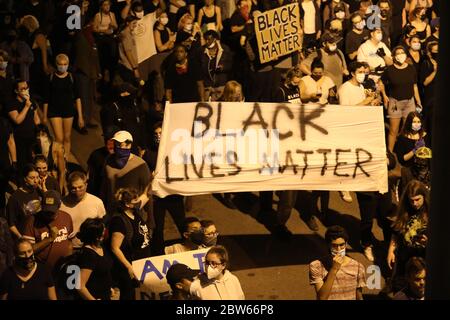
[380,10,389,18]
[189,230,204,245]
[203,235,218,247]
[311,74,322,82]
[16,255,36,271]
[38,211,55,224]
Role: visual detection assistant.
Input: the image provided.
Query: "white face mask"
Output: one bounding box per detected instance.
[412,123,422,131]
[160,17,169,26]
[411,42,421,51]
[206,265,223,279]
[208,40,216,49]
[328,44,337,52]
[396,53,407,64]
[356,73,366,84]
[21,89,30,100]
[135,11,144,19]
[331,248,346,257]
[184,24,193,32]
[336,11,345,19]
[374,32,383,42]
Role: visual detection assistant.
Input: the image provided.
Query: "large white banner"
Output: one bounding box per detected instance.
[132,248,208,300]
[152,102,388,198]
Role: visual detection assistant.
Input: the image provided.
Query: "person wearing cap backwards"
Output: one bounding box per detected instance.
[166,263,200,300]
[101,130,152,218]
[22,190,74,274]
[356,27,393,71]
[300,32,349,88]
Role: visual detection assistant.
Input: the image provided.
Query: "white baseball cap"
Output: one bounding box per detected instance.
[112,130,133,143]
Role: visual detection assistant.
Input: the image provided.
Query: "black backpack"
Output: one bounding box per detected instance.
[54,250,83,300]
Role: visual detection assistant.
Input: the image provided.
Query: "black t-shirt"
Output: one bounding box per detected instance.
[187,0,203,17]
[165,58,202,103]
[394,134,430,167]
[7,97,37,139]
[419,58,436,108]
[0,117,12,169]
[87,147,109,197]
[109,212,152,263]
[345,29,370,57]
[384,64,417,100]
[0,263,54,300]
[44,74,79,117]
[77,247,113,300]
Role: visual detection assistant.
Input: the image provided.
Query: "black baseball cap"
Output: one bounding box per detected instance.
[166,263,199,286]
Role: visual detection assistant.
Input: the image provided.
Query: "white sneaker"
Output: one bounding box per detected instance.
[363,246,375,262]
[339,191,353,203]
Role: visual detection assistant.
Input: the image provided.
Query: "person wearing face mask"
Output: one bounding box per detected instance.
[409,6,431,43]
[345,12,370,62]
[0,239,57,300]
[74,218,113,300]
[8,80,41,171]
[121,1,146,20]
[357,27,393,71]
[6,164,41,239]
[22,190,73,274]
[165,217,203,254]
[387,180,429,292]
[420,41,438,136]
[190,245,245,300]
[378,0,393,48]
[101,81,146,151]
[322,0,350,29]
[139,122,186,256]
[310,225,366,300]
[154,12,176,53]
[300,58,337,104]
[109,187,152,300]
[384,46,422,152]
[200,220,219,247]
[101,130,152,219]
[60,171,106,250]
[300,32,348,88]
[201,30,232,102]
[43,53,86,166]
[394,112,430,177]
[405,35,423,74]
[338,61,376,106]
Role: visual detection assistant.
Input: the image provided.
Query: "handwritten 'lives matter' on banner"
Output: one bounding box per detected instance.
[151,102,388,198]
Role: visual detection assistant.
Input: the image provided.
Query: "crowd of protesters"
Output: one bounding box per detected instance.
[0,0,439,300]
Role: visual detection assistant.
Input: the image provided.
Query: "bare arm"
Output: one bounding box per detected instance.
[7,134,17,163]
[197,7,204,26]
[316,267,339,300]
[231,24,245,33]
[111,232,132,271]
[165,89,173,103]
[423,62,437,86]
[48,286,57,300]
[35,34,49,74]
[9,225,22,239]
[33,109,41,125]
[8,101,31,125]
[189,4,196,20]
[121,0,132,20]
[216,6,223,31]
[76,269,97,300]
[92,13,101,33]
[414,84,422,106]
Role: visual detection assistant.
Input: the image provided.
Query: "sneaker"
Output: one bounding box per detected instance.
[305,216,319,231]
[363,246,375,262]
[339,191,353,203]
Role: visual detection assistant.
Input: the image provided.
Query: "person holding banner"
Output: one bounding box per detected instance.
[190,245,245,300]
[109,187,152,300]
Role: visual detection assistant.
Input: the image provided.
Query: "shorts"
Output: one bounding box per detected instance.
[387,97,415,119]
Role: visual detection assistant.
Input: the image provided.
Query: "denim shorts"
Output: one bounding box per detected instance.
[387,97,416,119]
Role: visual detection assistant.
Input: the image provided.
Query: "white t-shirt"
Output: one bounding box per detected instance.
[301,75,336,104]
[357,39,391,71]
[338,80,366,106]
[190,270,245,300]
[302,1,316,34]
[61,193,106,248]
